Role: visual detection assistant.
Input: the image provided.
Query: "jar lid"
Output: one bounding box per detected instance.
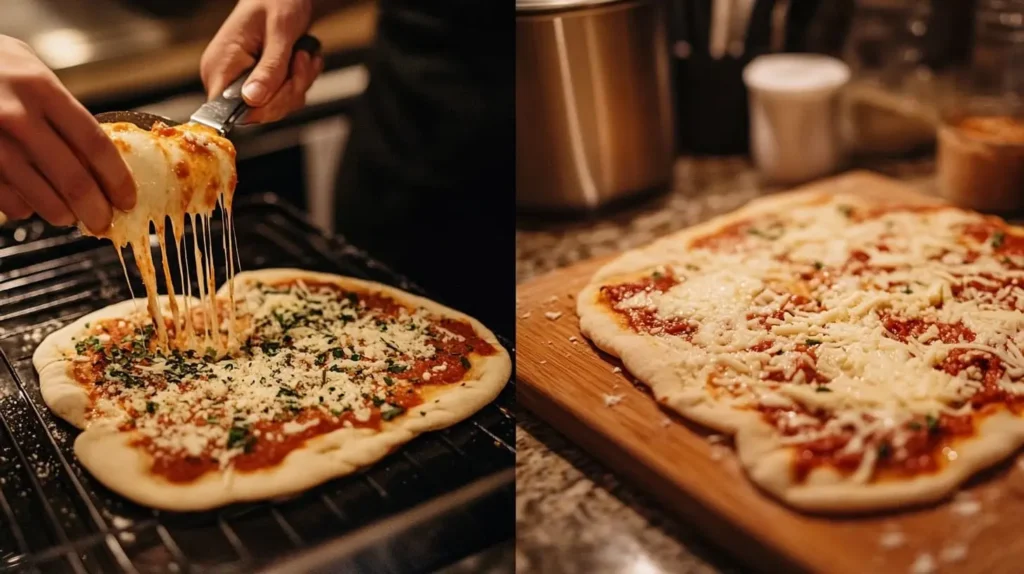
[743,54,851,96]
[516,0,623,13]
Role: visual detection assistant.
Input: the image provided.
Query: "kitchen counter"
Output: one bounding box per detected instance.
[1,0,376,106]
[515,155,937,573]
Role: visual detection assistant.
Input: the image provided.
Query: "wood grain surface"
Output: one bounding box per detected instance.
[516,171,1024,574]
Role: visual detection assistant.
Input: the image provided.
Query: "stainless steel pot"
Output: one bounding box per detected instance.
[516,0,674,211]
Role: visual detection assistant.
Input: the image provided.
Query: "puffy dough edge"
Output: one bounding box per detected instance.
[35,297,198,430]
[577,188,1024,513]
[53,269,510,512]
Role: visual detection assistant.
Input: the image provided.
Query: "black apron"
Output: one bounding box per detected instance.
[334,0,512,338]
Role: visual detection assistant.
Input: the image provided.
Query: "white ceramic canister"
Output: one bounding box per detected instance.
[743,54,851,185]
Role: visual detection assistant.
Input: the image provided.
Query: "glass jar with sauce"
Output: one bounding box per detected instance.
[937,0,1024,213]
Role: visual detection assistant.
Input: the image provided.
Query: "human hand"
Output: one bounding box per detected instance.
[200,0,324,124]
[0,36,136,232]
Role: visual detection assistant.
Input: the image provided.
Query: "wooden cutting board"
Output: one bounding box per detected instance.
[516,171,1024,574]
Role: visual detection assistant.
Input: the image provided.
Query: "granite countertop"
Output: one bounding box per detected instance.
[514,156,938,573]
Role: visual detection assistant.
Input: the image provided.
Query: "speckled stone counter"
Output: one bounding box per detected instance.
[515,156,937,574]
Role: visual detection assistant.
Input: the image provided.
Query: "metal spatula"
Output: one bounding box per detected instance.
[95,34,321,136]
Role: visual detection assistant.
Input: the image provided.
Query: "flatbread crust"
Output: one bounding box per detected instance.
[577,186,1024,513]
[34,269,511,511]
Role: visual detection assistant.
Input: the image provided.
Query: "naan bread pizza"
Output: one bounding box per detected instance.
[35,270,510,511]
[33,123,510,511]
[579,188,1024,512]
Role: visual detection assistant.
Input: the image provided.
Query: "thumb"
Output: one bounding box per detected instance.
[241,31,293,107]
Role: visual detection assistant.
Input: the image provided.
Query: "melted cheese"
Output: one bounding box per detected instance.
[85,122,238,353]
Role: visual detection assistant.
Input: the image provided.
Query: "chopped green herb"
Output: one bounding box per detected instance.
[331,348,345,359]
[992,231,1006,249]
[908,421,923,431]
[387,364,407,374]
[381,405,406,421]
[277,385,300,398]
[805,339,822,346]
[384,376,395,386]
[877,443,892,458]
[838,205,853,217]
[345,292,359,305]
[815,386,832,393]
[902,285,912,294]
[652,270,663,279]
[460,356,472,369]
[925,414,939,432]
[227,426,256,453]
[371,396,386,407]
[145,401,156,414]
[813,261,824,270]
[350,353,361,361]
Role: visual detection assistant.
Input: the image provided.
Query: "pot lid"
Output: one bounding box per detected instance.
[516,0,623,12]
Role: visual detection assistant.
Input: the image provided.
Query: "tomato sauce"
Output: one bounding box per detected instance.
[880,314,975,344]
[599,272,696,337]
[689,220,754,251]
[764,341,1020,483]
[73,283,499,484]
[763,345,828,385]
[962,221,1024,255]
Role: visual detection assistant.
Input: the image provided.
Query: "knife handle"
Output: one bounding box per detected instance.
[190,34,323,136]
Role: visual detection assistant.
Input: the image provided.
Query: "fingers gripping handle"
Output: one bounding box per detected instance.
[190,34,323,136]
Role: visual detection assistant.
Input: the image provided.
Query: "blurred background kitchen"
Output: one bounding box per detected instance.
[517,0,1024,571]
[0,0,370,238]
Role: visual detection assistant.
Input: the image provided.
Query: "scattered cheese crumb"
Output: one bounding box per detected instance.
[520,312,532,319]
[660,418,671,427]
[544,311,563,321]
[951,494,981,516]
[939,543,967,563]
[111,516,133,529]
[706,434,725,444]
[878,530,906,549]
[603,394,624,407]
[539,360,548,365]
[612,367,622,374]
[546,295,559,304]
[568,336,578,343]
[910,553,937,574]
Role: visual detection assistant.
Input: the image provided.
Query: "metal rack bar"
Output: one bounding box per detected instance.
[0,356,88,574]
